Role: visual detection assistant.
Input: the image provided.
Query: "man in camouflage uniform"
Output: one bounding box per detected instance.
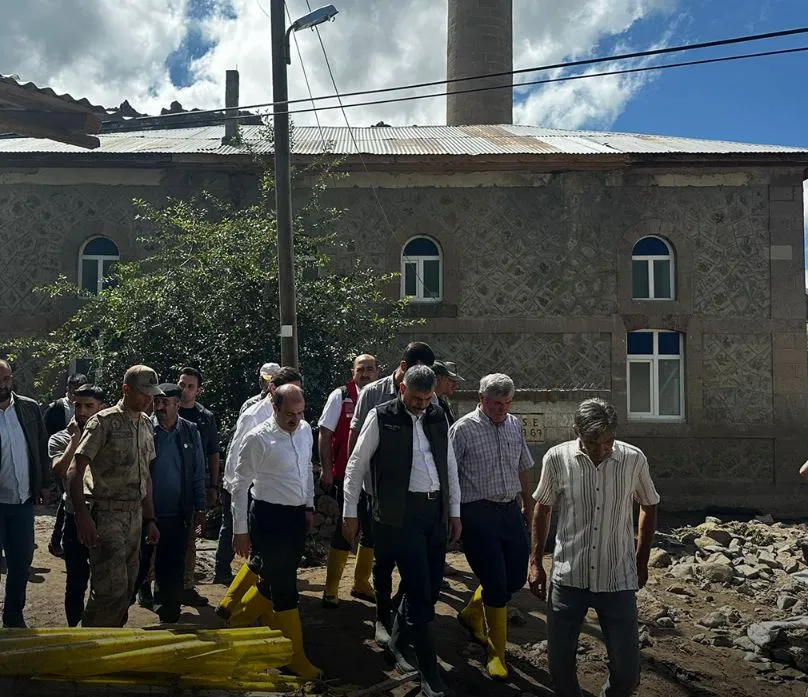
[68,365,163,627]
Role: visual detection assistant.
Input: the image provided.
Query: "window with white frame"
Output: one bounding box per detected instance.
[632,236,675,300]
[401,236,441,302]
[627,330,684,420]
[79,237,120,294]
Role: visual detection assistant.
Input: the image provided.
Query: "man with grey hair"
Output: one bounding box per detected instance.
[528,398,660,697]
[343,365,461,697]
[450,372,534,680]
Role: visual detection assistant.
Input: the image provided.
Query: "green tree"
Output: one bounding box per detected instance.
[12,159,412,436]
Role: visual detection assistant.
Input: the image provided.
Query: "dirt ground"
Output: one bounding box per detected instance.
[9,511,808,697]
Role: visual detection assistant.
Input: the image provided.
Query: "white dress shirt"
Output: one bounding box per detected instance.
[231,416,315,535]
[0,395,31,505]
[222,396,274,493]
[533,439,660,593]
[343,403,461,519]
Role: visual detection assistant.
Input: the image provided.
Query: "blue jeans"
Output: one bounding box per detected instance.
[548,584,640,697]
[0,499,35,627]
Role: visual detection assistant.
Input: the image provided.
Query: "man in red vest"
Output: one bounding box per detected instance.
[319,354,379,607]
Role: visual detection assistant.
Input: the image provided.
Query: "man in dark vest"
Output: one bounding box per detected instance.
[136,383,206,623]
[319,353,379,608]
[343,365,461,697]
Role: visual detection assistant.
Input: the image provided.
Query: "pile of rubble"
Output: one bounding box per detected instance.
[642,516,808,679]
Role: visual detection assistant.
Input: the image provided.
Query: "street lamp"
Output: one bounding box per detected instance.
[271,1,338,368]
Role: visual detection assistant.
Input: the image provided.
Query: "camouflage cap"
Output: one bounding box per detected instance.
[123,365,164,397]
[433,361,464,381]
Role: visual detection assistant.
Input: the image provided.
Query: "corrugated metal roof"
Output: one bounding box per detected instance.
[0,123,806,158]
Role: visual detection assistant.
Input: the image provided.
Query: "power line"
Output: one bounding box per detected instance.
[303,0,435,298]
[279,44,808,117]
[111,26,808,124]
[283,1,328,149]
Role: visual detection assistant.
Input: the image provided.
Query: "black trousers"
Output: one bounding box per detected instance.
[461,499,530,607]
[62,512,90,627]
[331,484,374,552]
[249,500,307,611]
[374,494,446,628]
[137,515,189,622]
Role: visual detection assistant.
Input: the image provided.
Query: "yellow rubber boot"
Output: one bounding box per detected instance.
[273,608,322,680]
[484,605,509,680]
[229,586,272,628]
[322,548,349,608]
[216,563,258,619]
[350,545,376,602]
[458,585,487,645]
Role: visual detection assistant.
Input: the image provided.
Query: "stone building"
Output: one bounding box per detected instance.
[0,123,806,514]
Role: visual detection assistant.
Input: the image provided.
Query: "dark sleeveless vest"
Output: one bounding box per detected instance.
[370,398,449,528]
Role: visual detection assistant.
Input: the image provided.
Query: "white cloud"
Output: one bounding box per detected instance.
[0,0,677,129]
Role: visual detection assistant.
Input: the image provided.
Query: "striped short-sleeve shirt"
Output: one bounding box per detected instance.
[533,439,660,593]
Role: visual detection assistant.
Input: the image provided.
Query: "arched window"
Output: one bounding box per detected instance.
[401,236,442,302]
[627,330,684,420]
[632,236,674,300]
[79,237,119,294]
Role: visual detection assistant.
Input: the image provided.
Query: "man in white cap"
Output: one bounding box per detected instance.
[239,362,281,416]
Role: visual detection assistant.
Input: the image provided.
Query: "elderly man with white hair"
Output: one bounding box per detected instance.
[449,373,535,680]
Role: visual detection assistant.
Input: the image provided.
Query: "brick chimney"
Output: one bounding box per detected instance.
[223,69,240,144]
[446,0,513,126]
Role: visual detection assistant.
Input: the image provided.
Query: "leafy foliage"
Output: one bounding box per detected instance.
[11,158,412,435]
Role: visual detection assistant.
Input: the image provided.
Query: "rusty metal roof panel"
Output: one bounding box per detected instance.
[0,123,806,157]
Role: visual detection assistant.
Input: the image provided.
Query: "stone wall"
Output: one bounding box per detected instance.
[1,163,805,513]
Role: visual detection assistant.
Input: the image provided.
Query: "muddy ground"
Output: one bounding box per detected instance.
[9,511,808,697]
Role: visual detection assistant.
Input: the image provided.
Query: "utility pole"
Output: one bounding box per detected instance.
[270,0,298,367]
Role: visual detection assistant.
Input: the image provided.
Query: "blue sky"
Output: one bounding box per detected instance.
[608,0,808,147]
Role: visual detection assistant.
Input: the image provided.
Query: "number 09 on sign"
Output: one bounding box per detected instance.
[520,414,545,443]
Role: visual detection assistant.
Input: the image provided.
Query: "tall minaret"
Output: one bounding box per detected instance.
[446,0,513,126]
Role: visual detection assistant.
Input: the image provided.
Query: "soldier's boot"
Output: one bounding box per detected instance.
[215,563,258,620]
[484,605,509,680]
[229,585,272,628]
[350,545,376,602]
[274,608,322,680]
[321,548,349,609]
[458,585,487,645]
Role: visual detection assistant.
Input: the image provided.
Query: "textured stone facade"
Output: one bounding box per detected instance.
[0,162,805,514]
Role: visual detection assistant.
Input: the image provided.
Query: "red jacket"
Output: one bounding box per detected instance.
[332,381,359,481]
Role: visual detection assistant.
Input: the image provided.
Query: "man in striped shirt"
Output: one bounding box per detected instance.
[528,398,659,697]
[450,373,534,680]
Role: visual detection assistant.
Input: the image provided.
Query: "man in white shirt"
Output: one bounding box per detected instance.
[214,367,302,620]
[343,366,461,697]
[319,353,379,608]
[528,398,660,697]
[231,383,319,680]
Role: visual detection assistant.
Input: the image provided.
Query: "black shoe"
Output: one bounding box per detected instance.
[213,571,234,585]
[387,612,417,673]
[321,594,340,609]
[48,542,64,558]
[138,584,154,609]
[412,624,452,697]
[2,619,27,629]
[181,587,209,607]
[214,604,231,620]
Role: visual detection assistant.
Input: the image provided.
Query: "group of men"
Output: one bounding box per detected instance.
[0,340,662,697]
[0,361,221,628]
